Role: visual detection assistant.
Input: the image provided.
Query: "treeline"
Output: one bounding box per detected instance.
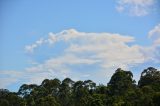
[0,67,160,106]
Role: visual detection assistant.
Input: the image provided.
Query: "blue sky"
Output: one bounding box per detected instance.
[0,0,160,91]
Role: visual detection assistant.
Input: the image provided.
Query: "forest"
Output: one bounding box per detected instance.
[0,67,160,106]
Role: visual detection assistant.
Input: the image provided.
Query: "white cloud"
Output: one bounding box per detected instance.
[0,71,23,88]
[147,24,160,62]
[25,29,80,53]
[25,29,145,70]
[22,29,149,85]
[0,78,18,88]
[24,54,101,84]
[25,38,45,53]
[25,29,135,53]
[148,24,160,45]
[2,27,160,89]
[116,0,156,16]
[149,24,160,37]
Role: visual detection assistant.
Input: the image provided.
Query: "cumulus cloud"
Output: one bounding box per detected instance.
[25,29,146,69]
[116,0,156,16]
[2,27,160,88]
[21,29,149,85]
[25,29,135,53]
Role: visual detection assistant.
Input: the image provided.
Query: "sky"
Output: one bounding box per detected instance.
[0,0,160,92]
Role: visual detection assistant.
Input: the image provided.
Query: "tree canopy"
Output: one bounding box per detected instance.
[0,67,160,106]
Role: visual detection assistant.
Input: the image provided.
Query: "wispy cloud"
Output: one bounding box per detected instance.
[25,38,45,53]
[25,29,79,53]
[0,71,23,88]
[116,0,156,16]
[149,24,160,45]
[148,24,160,62]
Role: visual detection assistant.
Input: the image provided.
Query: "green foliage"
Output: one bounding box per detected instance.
[152,92,160,106]
[1,67,160,106]
[58,78,74,106]
[0,89,25,106]
[37,96,60,106]
[138,67,160,91]
[107,68,136,96]
[0,99,9,106]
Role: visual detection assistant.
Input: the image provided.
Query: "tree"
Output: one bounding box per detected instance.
[138,67,160,91]
[72,80,93,106]
[107,68,136,96]
[153,92,160,106]
[58,78,74,106]
[37,96,60,106]
[1,67,160,106]
[18,84,38,97]
[89,94,106,106]
[0,89,25,106]
[96,84,107,94]
[0,99,9,106]
[41,78,61,96]
[83,80,96,94]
